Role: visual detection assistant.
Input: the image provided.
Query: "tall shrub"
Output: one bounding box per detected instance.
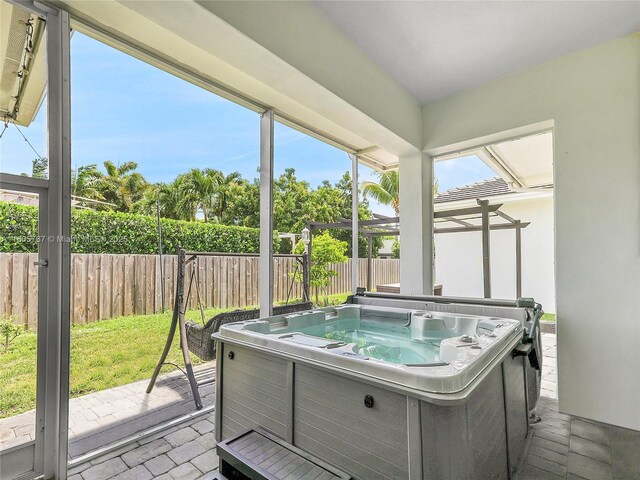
[0,202,280,254]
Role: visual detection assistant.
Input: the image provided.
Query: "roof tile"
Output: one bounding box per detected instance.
[434,177,511,204]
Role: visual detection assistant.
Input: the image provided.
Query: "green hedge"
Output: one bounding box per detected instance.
[0,202,280,254]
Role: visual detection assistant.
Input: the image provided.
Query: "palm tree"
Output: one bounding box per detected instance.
[362,170,400,215]
[71,164,103,200]
[98,160,148,212]
[177,168,222,221]
[137,181,185,220]
[212,171,243,221]
[362,170,439,216]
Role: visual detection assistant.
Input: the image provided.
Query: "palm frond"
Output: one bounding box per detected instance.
[362,181,394,205]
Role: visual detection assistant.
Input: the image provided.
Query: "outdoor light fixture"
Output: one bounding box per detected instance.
[301,227,310,254]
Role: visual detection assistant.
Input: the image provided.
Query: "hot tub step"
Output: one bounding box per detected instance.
[217,429,351,480]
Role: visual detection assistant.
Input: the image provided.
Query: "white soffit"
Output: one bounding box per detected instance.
[0,1,47,127]
[438,131,554,189]
[50,0,416,169]
[488,131,554,188]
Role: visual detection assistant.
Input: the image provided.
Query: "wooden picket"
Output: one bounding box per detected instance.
[0,253,399,327]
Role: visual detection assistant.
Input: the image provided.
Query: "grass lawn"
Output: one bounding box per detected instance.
[0,306,226,420]
[541,313,556,322]
[0,293,351,420]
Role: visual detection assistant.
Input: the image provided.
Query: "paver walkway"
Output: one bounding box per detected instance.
[517,396,640,479]
[69,397,639,480]
[0,363,215,459]
[541,332,558,399]
[8,332,640,480]
[67,412,219,480]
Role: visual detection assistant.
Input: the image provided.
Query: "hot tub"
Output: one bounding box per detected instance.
[214,294,542,480]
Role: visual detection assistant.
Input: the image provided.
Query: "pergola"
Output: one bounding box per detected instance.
[307,199,529,298]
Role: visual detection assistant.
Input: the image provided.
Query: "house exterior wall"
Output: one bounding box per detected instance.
[435,197,556,312]
[422,34,640,430]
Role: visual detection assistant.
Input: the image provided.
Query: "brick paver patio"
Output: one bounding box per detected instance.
[67,412,219,480]
[5,332,640,479]
[541,332,558,399]
[517,396,640,479]
[0,363,215,459]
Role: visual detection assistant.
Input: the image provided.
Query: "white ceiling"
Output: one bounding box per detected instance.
[315,1,640,104]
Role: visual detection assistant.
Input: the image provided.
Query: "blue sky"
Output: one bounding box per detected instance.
[0,33,495,216]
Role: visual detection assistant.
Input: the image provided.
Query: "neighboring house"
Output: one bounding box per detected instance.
[378,238,395,258]
[0,189,40,206]
[434,177,556,312]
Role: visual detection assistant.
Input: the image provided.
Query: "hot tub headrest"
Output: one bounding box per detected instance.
[361,306,411,324]
[284,311,326,330]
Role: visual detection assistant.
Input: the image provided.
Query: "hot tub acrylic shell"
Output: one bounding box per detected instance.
[216,305,523,399]
[213,303,533,480]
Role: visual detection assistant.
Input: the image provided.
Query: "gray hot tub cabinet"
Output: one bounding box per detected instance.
[214,297,538,480]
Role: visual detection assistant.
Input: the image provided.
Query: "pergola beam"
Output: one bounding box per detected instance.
[433,203,502,219]
[496,209,517,223]
[442,216,473,227]
[309,216,399,229]
[310,220,529,235]
[433,222,530,234]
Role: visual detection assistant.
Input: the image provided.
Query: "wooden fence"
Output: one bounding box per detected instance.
[0,253,399,327]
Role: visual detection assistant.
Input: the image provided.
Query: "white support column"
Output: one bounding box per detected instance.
[399,151,434,295]
[259,110,274,317]
[43,8,72,479]
[349,153,359,293]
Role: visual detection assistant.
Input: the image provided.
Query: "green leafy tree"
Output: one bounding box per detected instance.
[31,157,48,179]
[391,239,400,259]
[294,231,348,304]
[20,157,48,179]
[220,179,260,227]
[273,168,313,233]
[327,172,383,258]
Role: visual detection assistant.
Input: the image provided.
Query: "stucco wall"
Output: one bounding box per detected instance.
[435,197,555,312]
[422,34,639,430]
